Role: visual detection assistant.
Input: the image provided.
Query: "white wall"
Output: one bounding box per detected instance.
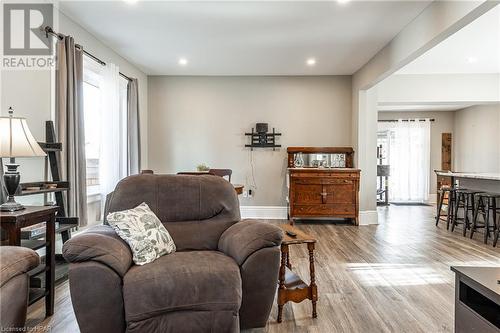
[378,74,500,104]
[58,11,149,168]
[148,76,352,207]
[352,1,495,224]
[1,10,149,163]
[0,10,149,206]
[352,2,494,92]
[378,105,500,198]
[1,71,51,206]
[453,104,500,173]
[378,111,455,197]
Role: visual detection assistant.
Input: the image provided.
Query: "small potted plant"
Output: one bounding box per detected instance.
[197,163,210,172]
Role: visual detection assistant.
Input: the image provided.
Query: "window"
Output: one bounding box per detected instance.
[83,58,102,196]
[378,120,431,203]
[82,56,128,201]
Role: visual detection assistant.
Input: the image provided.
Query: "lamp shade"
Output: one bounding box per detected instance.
[0,116,46,158]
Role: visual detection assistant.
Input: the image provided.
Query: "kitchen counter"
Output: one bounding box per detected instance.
[435,171,500,181]
[435,171,500,193]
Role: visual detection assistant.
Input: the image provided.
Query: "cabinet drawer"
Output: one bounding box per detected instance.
[293,204,355,216]
[293,184,356,205]
[291,172,359,179]
[333,204,356,215]
[294,178,355,185]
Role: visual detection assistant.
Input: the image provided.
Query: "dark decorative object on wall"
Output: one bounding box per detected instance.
[256,123,268,134]
[245,123,282,150]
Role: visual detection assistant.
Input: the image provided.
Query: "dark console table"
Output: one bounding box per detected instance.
[0,206,58,317]
[451,266,500,333]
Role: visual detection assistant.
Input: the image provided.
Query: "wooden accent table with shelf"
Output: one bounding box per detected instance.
[0,206,58,317]
[277,224,317,323]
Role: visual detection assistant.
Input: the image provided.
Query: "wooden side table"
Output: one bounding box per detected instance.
[277,224,318,323]
[233,184,244,195]
[0,206,58,317]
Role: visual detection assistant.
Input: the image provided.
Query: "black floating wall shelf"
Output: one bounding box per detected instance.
[245,123,282,151]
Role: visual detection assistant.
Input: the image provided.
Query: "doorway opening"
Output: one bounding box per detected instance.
[377,119,431,204]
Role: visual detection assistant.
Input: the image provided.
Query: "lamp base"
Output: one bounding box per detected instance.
[1,163,24,212]
[0,198,24,212]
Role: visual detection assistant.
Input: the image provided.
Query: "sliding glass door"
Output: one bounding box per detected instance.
[378,120,431,203]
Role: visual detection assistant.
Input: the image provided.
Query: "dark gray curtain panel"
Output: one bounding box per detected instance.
[127,78,141,175]
[56,35,87,226]
[0,159,6,205]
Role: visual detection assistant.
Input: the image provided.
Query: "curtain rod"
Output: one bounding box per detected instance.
[378,119,435,122]
[44,26,133,81]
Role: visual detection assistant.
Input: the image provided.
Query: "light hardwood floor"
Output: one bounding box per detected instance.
[26,205,500,333]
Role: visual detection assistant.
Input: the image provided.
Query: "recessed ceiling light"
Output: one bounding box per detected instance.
[124,0,138,4]
[306,58,316,66]
[337,0,351,4]
[466,56,478,63]
[178,58,188,66]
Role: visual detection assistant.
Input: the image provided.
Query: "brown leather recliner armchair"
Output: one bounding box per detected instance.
[0,246,40,330]
[63,174,283,333]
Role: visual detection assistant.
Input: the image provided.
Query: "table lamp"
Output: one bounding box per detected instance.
[0,107,46,211]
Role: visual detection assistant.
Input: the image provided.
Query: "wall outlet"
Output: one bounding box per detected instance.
[248,189,253,198]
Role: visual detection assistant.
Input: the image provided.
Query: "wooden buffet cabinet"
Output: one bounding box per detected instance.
[287,147,361,225]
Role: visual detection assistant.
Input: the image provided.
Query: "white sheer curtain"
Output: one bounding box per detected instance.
[384,119,431,203]
[99,63,127,199]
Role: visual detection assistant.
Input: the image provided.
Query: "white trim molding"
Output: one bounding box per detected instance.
[427,193,437,204]
[240,206,288,220]
[241,206,379,225]
[359,210,379,225]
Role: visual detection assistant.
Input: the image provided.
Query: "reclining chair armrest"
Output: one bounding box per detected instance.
[218,220,283,266]
[62,225,132,277]
[0,246,39,288]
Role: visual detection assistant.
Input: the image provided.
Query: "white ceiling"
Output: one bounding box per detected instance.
[398,5,500,74]
[378,102,475,112]
[58,1,431,75]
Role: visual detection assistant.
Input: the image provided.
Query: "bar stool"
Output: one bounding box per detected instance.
[470,192,500,244]
[451,188,479,236]
[494,223,499,247]
[435,185,454,229]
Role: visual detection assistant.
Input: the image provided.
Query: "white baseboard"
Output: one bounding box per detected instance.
[428,194,437,204]
[359,210,379,225]
[240,206,379,225]
[240,206,288,219]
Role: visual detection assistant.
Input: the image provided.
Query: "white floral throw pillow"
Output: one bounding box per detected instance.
[107,202,176,265]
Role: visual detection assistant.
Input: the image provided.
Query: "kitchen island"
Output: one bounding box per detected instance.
[435,171,500,193]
